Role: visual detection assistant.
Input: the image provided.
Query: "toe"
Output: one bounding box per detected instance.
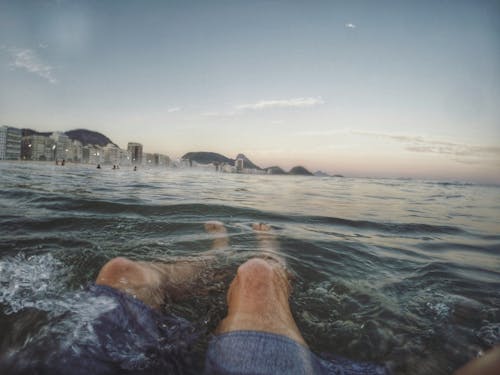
[204,221,227,233]
[252,222,271,231]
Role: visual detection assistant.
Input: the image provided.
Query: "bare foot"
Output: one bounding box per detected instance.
[251,222,271,231]
[204,220,229,251]
[141,221,229,301]
[252,222,276,245]
[251,222,285,267]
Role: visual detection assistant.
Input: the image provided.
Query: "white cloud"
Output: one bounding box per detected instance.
[8,48,57,84]
[354,131,500,163]
[345,23,356,29]
[236,96,325,111]
[201,96,324,117]
[167,107,181,113]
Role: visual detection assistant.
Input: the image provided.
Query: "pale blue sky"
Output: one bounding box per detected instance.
[1,0,499,182]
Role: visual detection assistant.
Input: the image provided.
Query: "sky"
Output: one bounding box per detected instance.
[1,0,499,183]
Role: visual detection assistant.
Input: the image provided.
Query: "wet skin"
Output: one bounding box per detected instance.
[95,221,306,346]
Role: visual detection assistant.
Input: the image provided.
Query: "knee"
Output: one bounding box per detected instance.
[225,258,291,314]
[96,257,139,286]
[101,257,136,275]
[234,258,291,296]
[236,258,275,285]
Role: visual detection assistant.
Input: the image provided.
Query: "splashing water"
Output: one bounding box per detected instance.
[0,253,117,354]
[0,253,68,314]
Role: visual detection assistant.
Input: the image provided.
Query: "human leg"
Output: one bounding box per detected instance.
[95,256,167,308]
[96,221,229,308]
[216,257,306,346]
[204,224,321,374]
[215,223,306,346]
[204,220,229,251]
[454,346,500,375]
[205,224,391,375]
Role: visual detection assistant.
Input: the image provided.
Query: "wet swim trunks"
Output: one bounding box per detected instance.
[204,330,389,375]
[0,284,199,375]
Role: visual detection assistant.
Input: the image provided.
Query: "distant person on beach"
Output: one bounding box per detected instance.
[1,222,497,375]
[97,164,101,169]
[134,165,137,171]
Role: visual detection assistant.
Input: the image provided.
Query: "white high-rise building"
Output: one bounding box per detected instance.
[103,144,121,165]
[50,132,72,161]
[69,140,83,162]
[0,126,22,160]
[235,157,244,172]
[0,126,6,159]
[23,134,56,161]
[87,145,104,165]
[127,142,143,165]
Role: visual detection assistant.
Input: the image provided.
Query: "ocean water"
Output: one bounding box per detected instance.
[0,161,499,374]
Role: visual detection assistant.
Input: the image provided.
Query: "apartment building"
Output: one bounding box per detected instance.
[0,126,22,160]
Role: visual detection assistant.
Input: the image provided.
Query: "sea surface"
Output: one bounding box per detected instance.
[0,161,499,374]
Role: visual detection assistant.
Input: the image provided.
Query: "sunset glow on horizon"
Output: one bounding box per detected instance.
[1,1,499,183]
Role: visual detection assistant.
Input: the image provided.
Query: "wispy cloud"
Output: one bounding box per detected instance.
[7,47,57,84]
[345,23,356,29]
[236,96,325,111]
[354,131,500,163]
[295,129,350,136]
[201,96,324,117]
[167,107,181,113]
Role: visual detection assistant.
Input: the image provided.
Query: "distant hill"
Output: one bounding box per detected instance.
[265,166,287,175]
[21,128,117,147]
[65,129,117,147]
[182,151,234,165]
[22,128,53,137]
[289,166,313,176]
[314,170,330,177]
[181,151,262,170]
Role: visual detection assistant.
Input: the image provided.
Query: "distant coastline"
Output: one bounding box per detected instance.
[0,126,343,177]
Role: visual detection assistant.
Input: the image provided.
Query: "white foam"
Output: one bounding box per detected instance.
[0,253,67,314]
[477,322,500,346]
[0,253,117,349]
[426,301,451,319]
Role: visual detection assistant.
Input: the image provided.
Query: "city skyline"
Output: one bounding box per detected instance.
[1,1,499,183]
[0,125,174,167]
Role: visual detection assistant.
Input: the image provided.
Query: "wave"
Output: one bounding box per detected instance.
[5,192,470,237]
[299,215,466,235]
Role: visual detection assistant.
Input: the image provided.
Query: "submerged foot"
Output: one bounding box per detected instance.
[251,222,286,267]
[252,222,272,232]
[204,220,229,251]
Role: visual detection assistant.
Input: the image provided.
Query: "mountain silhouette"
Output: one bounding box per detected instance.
[65,129,117,147]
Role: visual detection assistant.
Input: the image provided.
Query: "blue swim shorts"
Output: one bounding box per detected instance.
[204,330,389,375]
[0,284,199,375]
